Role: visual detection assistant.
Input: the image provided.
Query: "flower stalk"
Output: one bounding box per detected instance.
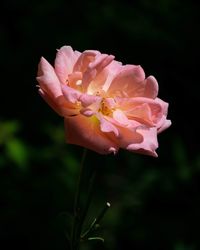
[70,149,110,250]
[70,148,87,250]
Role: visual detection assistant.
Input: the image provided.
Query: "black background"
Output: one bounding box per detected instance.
[0,0,199,250]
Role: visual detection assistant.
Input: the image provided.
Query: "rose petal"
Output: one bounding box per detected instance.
[153,98,171,132]
[155,98,169,115]
[64,115,118,154]
[61,84,81,103]
[73,50,100,72]
[143,75,158,99]
[80,108,96,117]
[117,125,143,149]
[89,54,114,72]
[127,127,158,157]
[54,46,80,83]
[37,57,62,98]
[68,71,83,90]
[158,119,171,133]
[116,97,164,127]
[79,93,101,107]
[127,103,155,126]
[82,54,114,92]
[98,115,119,137]
[112,109,130,126]
[79,94,102,116]
[87,60,122,95]
[102,60,122,92]
[107,65,145,98]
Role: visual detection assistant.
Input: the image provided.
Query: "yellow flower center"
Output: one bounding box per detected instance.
[99,99,113,116]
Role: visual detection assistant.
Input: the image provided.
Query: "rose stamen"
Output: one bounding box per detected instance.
[99,99,114,116]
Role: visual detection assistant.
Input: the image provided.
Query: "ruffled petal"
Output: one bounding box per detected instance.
[79,94,102,116]
[115,97,165,127]
[98,115,119,137]
[127,127,158,157]
[112,109,130,126]
[107,65,145,98]
[158,119,171,133]
[54,46,80,83]
[155,98,171,132]
[61,84,81,103]
[68,71,83,91]
[73,50,100,72]
[37,57,62,99]
[79,93,101,107]
[82,54,115,92]
[155,98,169,116]
[116,125,143,149]
[64,115,118,154]
[80,108,96,117]
[87,60,122,95]
[143,75,158,99]
[103,115,158,156]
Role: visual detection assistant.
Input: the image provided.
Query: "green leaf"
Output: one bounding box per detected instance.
[5,138,28,169]
[0,120,20,144]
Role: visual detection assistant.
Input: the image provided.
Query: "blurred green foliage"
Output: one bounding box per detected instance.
[0,119,200,250]
[0,0,199,249]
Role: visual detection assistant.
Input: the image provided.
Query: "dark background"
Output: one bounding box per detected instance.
[0,0,199,250]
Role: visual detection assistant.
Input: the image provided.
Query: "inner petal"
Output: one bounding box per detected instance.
[107,65,146,98]
[68,71,83,91]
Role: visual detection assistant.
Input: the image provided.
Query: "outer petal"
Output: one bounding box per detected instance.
[105,115,158,156]
[116,125,143,149]
[155,98,171,132]
[115,97,164,127]
[64,115,118,154]
[158,119,171,133]
[127,127,158,157]
[155,98,169,116]
[143,76,158,99]
[54,46,81,83]
[125,103,156,127]
[37,57,62,99]
[107,65,145,98]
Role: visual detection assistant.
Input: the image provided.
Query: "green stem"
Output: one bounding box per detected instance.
[77,171,96,237]
[74,148,87,216]
[71,148,87,250]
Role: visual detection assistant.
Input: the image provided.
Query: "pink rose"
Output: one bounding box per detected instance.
[37,46,171,157]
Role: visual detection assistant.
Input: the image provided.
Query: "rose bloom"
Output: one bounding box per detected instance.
[37,46,171,157]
